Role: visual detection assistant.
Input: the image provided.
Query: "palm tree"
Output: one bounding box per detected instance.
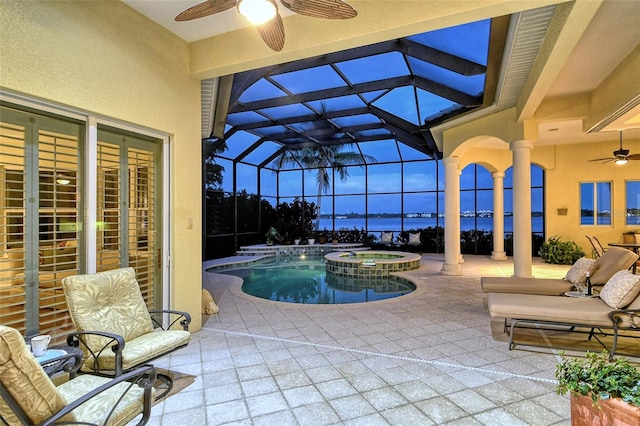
[271,104,377,231]
[272,144,375,230]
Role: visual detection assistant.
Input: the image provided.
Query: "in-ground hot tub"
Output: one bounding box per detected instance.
[324,251,421,278]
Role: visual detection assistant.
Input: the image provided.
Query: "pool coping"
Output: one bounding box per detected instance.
[205,253,429,308]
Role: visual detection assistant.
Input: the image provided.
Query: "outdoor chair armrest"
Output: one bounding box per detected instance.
[42,365,157,426]
[147,309,191,331]
[40,351,83,378]
[67,331,126,375]
[608,309,640,329]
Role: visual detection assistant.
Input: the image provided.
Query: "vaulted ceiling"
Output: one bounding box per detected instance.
[124,0,640,166]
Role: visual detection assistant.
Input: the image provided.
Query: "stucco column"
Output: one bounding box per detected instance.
[441,156,462,276]
[491,171,507,260]
[510,140,534,277]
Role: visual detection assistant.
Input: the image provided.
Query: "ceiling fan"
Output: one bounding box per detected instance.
[588,132,640,165]
[175,0,357,51]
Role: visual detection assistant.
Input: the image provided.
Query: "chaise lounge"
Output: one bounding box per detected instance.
[481,247,638,297]
[487,269,640,359]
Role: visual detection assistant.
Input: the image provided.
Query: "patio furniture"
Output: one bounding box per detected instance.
[480,247,639,297]
[0,325,156,426]
[372,231,395,250]
[487,270,640,359]
[586,235,604,258]
[62,267,191,399]
[609,242,640,274]
[399,231,423,254]
[592,236,609,257]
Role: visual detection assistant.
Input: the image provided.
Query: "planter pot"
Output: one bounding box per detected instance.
[318,236,327,244]
[308,239,315,245]
[332,239,338,245]
[571,394,640,426]
[294,239,301,245]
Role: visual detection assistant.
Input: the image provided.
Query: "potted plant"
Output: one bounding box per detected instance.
[265,226,282,246]
[316,229,328,244]
[555,351,640,425]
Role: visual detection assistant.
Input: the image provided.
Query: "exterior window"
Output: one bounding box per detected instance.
[580,182,612,225]
[627,180,640,225]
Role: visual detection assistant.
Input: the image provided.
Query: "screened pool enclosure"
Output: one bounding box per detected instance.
[203,16,545,259]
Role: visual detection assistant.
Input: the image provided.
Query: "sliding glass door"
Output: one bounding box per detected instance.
[0,106,83,338]
[97,128,161,310]
[0,106,164,341]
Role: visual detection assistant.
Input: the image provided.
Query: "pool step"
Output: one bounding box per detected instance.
[236,249,277,257]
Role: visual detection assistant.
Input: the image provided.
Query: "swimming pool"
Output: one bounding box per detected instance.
[216,256,416,304]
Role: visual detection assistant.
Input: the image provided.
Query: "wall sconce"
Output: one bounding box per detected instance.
[557,208,568,216]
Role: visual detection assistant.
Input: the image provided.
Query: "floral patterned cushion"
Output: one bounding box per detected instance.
[599,270,640,309]
[62,267,155,363]
[63,267,190,372]
[83,328,190,372]
[0,325,73,424]
[564,257,595,285]
[57,374,150,426]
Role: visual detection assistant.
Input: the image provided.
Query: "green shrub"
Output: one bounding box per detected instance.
[538,236,586,264]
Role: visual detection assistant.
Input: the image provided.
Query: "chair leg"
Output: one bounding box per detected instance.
[154,372,174,400]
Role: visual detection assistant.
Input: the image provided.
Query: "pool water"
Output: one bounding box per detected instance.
[218,256,416,304]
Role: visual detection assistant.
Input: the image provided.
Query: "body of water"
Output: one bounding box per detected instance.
[318,216,544,233]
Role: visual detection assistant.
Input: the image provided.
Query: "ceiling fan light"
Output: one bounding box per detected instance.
[614,158,628,165]
[237,0,277,25]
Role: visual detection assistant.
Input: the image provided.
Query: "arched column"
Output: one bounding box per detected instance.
[441,156,462,276]
[510,140,534,277]
[491,171,507,260]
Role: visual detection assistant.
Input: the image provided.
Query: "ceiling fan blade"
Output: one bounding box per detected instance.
[257,13,285,51]
[627,153,640,160]
[175,0,236,21]
[280,0,357,19]
[588,157,614,162]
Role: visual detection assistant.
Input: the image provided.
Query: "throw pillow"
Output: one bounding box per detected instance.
[380,232,393,244]
[599,270,640,309]
[202,289,219,315]
[408,233,421,244]
[564,257,595,285]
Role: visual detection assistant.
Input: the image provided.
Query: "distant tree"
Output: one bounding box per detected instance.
[204,140,227,190]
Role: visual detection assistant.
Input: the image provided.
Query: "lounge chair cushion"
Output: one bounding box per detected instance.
[487,293,614,326]
[480,277,573,296]
[564,257,595,284]
[0,325,73,425]
[590,247,639,284]
[599,270,640,309]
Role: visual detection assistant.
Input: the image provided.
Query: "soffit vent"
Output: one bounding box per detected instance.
[201,78,218,139]
[496,5,556,108]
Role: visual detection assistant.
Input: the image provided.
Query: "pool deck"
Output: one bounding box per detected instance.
[144,254,634,425]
